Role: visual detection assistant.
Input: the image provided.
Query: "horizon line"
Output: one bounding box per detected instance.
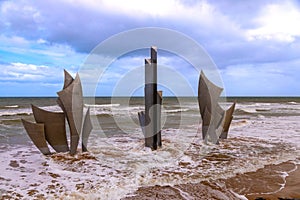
[1,96,300,98]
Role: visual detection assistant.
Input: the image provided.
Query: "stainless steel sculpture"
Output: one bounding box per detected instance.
[138,90,163,148]
[22,70,92,155]
[198,71,235,143]
[82,108,92,152]
[57,73,83,155]
[32,105,69,152]
[219,102,236,139]
[57,69,74,114]
[138,46,162,150]
[138,111,146,136]
[21,119,51,155]
[156,90,163,147]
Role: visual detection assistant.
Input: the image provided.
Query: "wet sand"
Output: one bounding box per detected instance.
[229,162,300,200]
[122,181,239,200]
[123,161,300,200]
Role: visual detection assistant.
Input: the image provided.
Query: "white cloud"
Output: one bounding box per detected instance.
[0,35,30,47]
[0,34,88,72]
[62,0,212,19]
[246,1,300,42]
[0,62,61,82]
[37,38,47,44]
[0,34,78,57]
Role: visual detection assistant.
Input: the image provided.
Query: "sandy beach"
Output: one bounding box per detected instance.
[234,162,300,200]
[123,161,300,200]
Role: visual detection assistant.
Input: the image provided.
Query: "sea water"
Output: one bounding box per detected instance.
[0,97,299,199]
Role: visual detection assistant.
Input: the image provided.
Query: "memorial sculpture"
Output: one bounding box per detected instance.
[57,72,83,155]
[198,71,235,144]
[22,70,92,155]
[138,46,163,150]
[22,53,234,154]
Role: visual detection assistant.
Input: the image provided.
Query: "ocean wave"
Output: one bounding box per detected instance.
[85,104,120,108]
[0,109,32,116]
[88,105,144,116]
[0,105,63,117]
[254,103,271,106]
[39,105,63,112]
[164,108,189,113]
[4,105,19,108]
[235,107,272,114]
[96,113,114,117]
[287,101,299,105]
[0,112,31,117]
[231,120,248,127]
[0,119,23,129]
[235,108,257,114]
[255,108,271,112]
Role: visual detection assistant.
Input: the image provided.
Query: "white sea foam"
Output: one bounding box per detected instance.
[1,121,299,199]
[85,103,120,108]
[238,108,257,113]
[230,190,248,200]
[0,109,31,116]
[164,108,189,113]
[0,105,63,116]
[288,101,299,105]
[4,105,19,108]
[40,105,63,112]
[87,104,144,117]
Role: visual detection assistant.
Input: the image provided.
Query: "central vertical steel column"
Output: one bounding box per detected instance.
[145,46,158,150]
[157,90,162,147]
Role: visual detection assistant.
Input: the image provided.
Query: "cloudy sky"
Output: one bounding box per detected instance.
[1,0,300,96]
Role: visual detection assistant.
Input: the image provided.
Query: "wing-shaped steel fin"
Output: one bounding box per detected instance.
[82,108,92,152]
[21,119,51,155]
[198,71,230,144]
[220,102,236,139]
[57,73,83,155]
[31,105,69,152]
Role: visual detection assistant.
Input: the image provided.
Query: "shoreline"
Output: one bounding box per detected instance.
[123,161,300,200]
[240,162,300,199]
